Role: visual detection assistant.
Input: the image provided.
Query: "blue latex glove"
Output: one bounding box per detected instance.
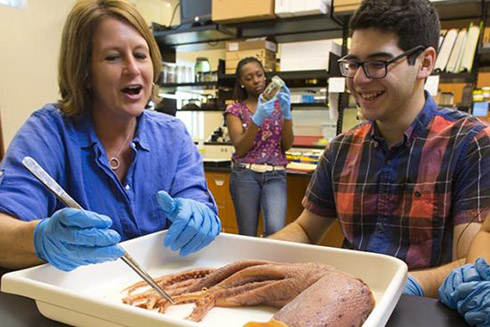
[439,258,488,309]
[34,208,124,272]
[455,281,490,327]
[277,84,291,120]
[156,191,221,256]
[475,257,490,281]
[403,274,425,297]
[251,95,276,126]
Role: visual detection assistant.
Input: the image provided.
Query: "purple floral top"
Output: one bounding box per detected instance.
[225,101,288,165]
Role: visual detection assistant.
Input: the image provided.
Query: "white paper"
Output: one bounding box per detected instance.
[328,92,339,122]
[425,75,440,96]
[328,77,346,93]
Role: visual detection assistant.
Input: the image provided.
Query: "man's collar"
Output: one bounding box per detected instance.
[370,91,437,146]
[408,91,437,141]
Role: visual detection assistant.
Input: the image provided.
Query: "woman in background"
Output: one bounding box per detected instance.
[225,57,294,237]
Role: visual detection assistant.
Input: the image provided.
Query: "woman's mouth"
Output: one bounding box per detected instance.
[121,85,144,100]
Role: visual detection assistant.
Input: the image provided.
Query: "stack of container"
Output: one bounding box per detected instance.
[225,38,277,75]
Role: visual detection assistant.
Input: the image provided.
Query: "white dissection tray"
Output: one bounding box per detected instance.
[1,232,407,327]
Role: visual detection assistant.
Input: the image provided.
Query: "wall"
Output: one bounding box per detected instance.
[0,0,177,149]
[0,0,75,148]
[133,0,180,27]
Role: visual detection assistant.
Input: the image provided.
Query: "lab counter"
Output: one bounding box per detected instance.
[0,267,468,327]
[203,164,318,237]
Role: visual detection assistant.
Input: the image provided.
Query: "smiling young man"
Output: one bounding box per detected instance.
[270,0,490,298]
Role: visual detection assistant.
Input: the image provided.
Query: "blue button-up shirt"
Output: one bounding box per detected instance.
[0,104,216,241]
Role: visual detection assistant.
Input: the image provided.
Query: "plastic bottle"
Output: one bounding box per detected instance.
[261,76,285,101]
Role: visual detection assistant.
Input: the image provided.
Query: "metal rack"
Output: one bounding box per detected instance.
[154,0,489,135]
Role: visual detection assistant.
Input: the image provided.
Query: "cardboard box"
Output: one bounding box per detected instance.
[335,4,359,13]
[226,67,275,74]
[482,27,490,47]
[438,83,467,104]
[477,72,490,88]
[226,39,277,53]
[226,57,276,73]
[225,39,277,73]
[212,0,276,23]
[334,0,361,13]
[225,49,276,61]
[335,0,361,5]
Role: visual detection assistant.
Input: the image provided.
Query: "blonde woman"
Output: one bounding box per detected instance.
[0,0,220,271]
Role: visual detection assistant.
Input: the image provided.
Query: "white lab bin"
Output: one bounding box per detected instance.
[2,231,406,327]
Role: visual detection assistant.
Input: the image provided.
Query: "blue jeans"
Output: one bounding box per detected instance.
[229,165,287,236]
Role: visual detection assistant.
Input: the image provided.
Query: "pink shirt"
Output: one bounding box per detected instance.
[225,101,288,166]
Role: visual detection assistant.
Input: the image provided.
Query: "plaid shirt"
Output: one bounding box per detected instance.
[303,95,490,269]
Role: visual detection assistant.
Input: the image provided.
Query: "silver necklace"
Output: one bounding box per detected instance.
[109,121,135,170]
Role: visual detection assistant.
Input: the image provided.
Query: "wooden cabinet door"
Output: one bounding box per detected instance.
[205,171,237,234]
[205,170,343,246]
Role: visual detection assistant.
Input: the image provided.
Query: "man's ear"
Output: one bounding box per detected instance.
[417,46,436,79]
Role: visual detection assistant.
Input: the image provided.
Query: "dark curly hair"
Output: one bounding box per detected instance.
[232,57,266,102]
[350,0,440,64]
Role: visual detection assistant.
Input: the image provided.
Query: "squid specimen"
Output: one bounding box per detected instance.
[122,260,375,327]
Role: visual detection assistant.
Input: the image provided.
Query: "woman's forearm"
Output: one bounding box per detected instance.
[232,123,259,157]
[0,213,43,269]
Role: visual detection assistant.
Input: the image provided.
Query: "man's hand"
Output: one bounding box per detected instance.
[439,258,490,326]
[403,275,425,296]
[439,259,487,308]
[454,281,490,326]
[34,208,124,271]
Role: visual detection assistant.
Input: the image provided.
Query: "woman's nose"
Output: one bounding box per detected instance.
[123,57,139,75]
[253,75,263,84]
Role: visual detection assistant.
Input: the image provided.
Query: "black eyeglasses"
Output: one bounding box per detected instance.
[338,45,426,79]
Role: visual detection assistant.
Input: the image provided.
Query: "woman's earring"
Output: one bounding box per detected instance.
[240,85,245,88]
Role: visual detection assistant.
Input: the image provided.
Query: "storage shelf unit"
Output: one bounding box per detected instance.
[438,72,476,83]
[333,1,485,21]
[217,68,337,89]
[155,13,343,50]
[478,47,490,65]
[153,24,237,48]
[432,0,484,21]
[154,0,490,131]
[291,102,328,110]
[230,14,344,43]
[159,81,219,89]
